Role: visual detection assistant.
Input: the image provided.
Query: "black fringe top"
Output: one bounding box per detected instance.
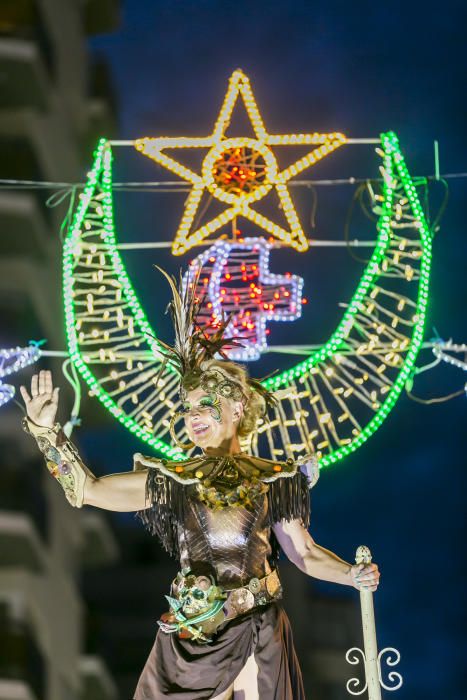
[133,452,312,565]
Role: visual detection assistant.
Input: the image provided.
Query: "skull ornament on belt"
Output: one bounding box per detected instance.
[173,570,225,617]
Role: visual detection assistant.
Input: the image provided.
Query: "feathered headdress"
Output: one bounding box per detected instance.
[146,265,278,411]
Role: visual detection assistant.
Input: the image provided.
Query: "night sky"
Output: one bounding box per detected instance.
[85,2,467,697]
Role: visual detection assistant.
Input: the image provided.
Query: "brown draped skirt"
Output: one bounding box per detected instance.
[133,603,305,699]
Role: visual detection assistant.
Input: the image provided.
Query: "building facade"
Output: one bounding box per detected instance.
[0,2,119,699]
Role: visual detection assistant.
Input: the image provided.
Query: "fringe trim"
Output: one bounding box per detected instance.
[134,463,311,565]
[134,468,189,558]
[267,470,311,566]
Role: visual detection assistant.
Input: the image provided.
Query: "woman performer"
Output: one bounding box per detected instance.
[19,269,380,699]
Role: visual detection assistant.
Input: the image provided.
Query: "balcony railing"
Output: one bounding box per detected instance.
[0,603,46,700]
[0,39,50,110]
[0,456,48,545]
[0,1,55,79]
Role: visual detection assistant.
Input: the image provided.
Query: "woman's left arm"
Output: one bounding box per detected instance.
[272,519,380,591]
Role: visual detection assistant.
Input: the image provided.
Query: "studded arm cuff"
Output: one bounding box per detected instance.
[21,416,96,508]
[296,453,320,489]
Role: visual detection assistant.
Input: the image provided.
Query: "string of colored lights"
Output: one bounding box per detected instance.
[0,345,41,408]
[33,339,452,359]
[3,171,463,190]
[406,340,467,403]
[63,140,184,459]
[432,341,467,372]
[61,131,433,468]
[255,131,432,466]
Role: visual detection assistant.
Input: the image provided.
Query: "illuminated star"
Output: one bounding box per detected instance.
[135,69,346,255]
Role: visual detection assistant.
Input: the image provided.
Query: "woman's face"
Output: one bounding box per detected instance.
[182,386,243,449]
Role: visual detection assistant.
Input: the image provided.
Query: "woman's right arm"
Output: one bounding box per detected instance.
[84,469,151,512]
[20,371,152,513]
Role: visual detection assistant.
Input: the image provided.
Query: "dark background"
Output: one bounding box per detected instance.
[84,1,466,697]
[80,1,467,697]
[3,0,465,698]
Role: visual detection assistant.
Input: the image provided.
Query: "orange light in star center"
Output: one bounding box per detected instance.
[212,146,267,195]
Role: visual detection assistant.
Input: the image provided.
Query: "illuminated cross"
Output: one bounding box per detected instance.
[135,69,346,255]
[184,239,304,361]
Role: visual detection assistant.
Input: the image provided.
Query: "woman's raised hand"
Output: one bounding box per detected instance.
[19,370,60,429]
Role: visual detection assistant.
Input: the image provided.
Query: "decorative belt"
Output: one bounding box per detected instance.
[158,568,282,643]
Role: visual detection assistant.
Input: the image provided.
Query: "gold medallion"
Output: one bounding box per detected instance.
[229,587,255,614]
[265,570,281,597]
[248,577,261,594]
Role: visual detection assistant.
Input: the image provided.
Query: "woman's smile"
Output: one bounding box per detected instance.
[192,422,210,436]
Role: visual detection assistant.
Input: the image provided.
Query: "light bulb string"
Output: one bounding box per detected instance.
[1,171,466,192]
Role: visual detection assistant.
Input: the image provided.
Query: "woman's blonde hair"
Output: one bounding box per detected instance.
[201,358,266,438]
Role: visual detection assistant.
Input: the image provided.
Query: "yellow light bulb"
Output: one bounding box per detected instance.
[135,69,346,254]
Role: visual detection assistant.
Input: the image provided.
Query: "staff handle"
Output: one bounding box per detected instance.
[356,545,381,700]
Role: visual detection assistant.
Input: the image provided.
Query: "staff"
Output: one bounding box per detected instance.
[346,545,403,697]
[357,545,381,699]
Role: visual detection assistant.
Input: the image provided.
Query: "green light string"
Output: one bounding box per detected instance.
[263,138,394,387]
[262,131,432,467]
[63,139,183,459]
[63,132,432,467]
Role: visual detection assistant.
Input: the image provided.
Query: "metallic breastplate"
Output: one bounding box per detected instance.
[178,494,273,587]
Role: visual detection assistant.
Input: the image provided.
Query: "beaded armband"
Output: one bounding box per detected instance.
[21,416,95,508]
[296,453,320,489]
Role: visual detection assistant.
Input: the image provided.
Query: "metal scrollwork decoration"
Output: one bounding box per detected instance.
[345,647,367,696]
[377,647,403,691]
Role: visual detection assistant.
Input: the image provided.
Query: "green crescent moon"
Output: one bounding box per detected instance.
[62,132,432,467]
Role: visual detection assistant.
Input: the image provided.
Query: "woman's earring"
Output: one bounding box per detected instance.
[169,412,195,450]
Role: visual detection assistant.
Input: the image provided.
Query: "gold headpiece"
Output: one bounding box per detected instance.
[147,266,278,411]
